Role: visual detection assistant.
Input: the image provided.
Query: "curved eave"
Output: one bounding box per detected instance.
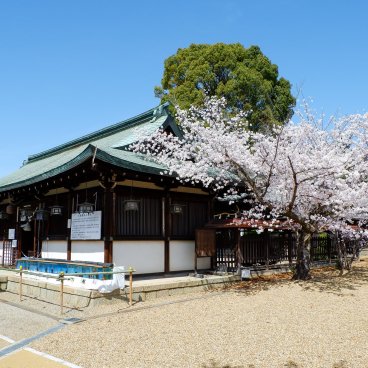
[0,145,169,194]
[0,145,97,193]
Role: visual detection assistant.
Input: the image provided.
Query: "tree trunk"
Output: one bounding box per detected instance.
[292,231,312,280]
[336,232,358,273]
[336,232,346,272]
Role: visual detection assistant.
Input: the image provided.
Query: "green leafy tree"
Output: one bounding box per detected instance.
[155,43,296,129]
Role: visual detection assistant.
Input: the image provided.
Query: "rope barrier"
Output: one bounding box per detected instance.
[0,265,135,314]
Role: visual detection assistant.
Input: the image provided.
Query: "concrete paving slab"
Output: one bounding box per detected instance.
[0,348,80,368]
[0,300,80,368]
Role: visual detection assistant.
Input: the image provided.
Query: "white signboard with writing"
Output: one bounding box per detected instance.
[71,211,102,240]
[8,229,15,240]
[241,268,251,280]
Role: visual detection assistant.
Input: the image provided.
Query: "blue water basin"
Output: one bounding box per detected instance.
[16,258,113,280]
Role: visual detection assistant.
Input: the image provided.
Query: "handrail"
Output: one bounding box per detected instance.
[0,268,61,279]
[56,270,130,277]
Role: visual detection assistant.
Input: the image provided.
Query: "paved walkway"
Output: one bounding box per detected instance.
[0,302,81,368]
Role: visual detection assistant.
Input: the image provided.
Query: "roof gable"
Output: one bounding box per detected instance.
[0,103,179,192]
[27,102,174,163]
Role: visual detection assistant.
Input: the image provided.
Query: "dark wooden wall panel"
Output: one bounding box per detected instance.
[116,195,162,237]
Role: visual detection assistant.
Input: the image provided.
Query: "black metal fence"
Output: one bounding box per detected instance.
[216,231,341,272]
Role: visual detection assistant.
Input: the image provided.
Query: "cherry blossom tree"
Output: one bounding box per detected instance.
[133,97,368,280]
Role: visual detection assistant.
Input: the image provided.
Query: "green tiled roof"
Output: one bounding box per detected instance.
[0,103,176,192]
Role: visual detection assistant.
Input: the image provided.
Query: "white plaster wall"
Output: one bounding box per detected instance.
[113,241,165,274]
[71,241,104,263]
[170,240,196,271]
[41,240,68,260]
[197,257,211,270]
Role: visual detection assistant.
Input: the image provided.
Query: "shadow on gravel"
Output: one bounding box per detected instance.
[224,259,368,297]
[298,259,368,296]
[222,272,291,296]
[201,359,350,368]
[201,360,251,368]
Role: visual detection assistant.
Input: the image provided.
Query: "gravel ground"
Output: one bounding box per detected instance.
[5,259,368,368]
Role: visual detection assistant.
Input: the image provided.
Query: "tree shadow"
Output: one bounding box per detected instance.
[223,258,368,297]
[201,360,250,368]
[297,259,368,296]
[201,359,350,368]
[222,272,292,296]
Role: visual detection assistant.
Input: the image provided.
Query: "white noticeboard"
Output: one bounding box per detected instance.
[241,268,251,280]
[8,229,15,240]
[71,211,102,240]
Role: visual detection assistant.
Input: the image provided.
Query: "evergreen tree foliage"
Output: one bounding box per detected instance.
[155,43,296,129]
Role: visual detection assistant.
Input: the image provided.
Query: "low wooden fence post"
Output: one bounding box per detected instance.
[128,267,134,307]
[59,272,64,315]
[11,267,132,312]
[19,266,23,302]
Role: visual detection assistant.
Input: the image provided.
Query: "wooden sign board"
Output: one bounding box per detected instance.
[195,229,216,256]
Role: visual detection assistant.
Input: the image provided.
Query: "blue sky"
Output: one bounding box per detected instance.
[0,0,367,177]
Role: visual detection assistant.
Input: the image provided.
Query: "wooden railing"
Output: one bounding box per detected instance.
[2,240,17,267]
[215,232,342,272]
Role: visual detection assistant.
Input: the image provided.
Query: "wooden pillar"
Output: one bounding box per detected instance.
[103,177,116,264]
[235,229,241,273]
[208,195,215,222]
[16,207,22,259]
[287,231,293,265]
[164,190,171,273]
[208,195,216,270]
[265,230,270,269]
[1,239,4,267]
[33,218,37,257]
[66,190,72,261]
